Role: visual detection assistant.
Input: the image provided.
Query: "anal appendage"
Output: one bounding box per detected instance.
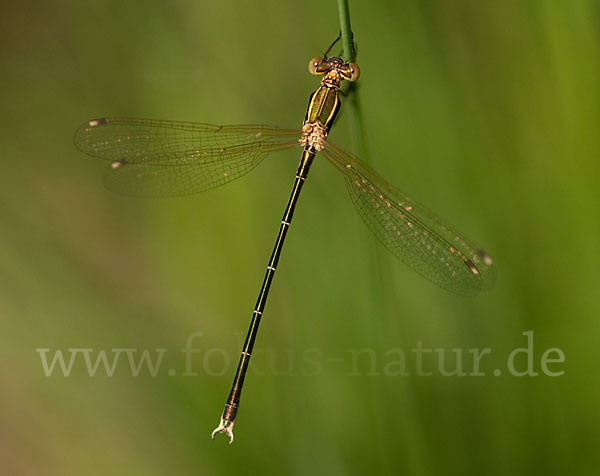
[211,417,235,445]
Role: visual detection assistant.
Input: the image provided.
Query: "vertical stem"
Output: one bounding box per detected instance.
[337,0,356,61]
[338,1,389,465]
[337,0,368,164]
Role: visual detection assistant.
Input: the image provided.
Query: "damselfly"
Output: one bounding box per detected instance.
[74,37,494,444]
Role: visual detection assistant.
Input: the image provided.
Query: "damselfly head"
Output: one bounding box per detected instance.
[308,56,360,82]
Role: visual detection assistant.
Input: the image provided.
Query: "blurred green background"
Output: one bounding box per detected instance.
[2,0,599,474]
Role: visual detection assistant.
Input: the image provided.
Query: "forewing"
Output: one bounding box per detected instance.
[74,117,300,197]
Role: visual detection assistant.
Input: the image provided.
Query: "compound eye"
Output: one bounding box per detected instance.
[308,57,326,75]
[345,62,360,82]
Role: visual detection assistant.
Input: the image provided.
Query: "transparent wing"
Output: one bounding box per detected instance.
[74,117,301,197]
[322,141,494,297]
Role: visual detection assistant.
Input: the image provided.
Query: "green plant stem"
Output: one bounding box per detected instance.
[337,0,356,61]
[336,1,389,460]
[336,0,368,164]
